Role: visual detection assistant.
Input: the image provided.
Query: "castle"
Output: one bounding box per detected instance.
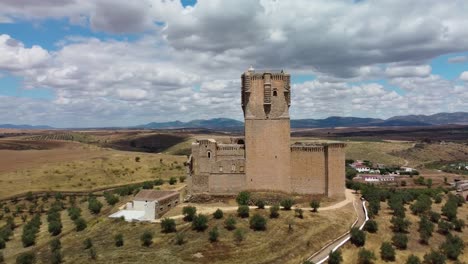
[187,68,345,198]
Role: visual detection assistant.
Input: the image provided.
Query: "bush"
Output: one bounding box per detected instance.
[418,215,434,244]
[169,177,177,185]
[48,220,62,236]
[357,248,376,264]
[392,233,408,249]
[179,176,186,183]
[295,208,304,219]
[249,214,267,231]
[437,220,453,235]
[0,251,3,263]
[182,206,197,222]
[280,198,294,210]
[350,227,366,247]
[233,228,245,243]
[364,220,378,233]
[434,194,442,204]
[175,232,185,245]
[224,216,237,231]
[237,205,250,218]
[114,233,124,247]
[269,205,279,218]
[74,217,87,232]
[161,218,177,233]
[410,194,432,215]
[0,238,5,249]
[15,252,36,264]
[154,178,164,186]
[429,211,440,223]
[328,250,343,264]
[192,214,208,231]
[423,250,446,264]
[236,191,250,205]
[255,200,265,209]
[50,249,62,264]
[88,197,103,215]
[380,242,395,261]
[67,207,81,221]
[310,200,320,212]
[208,226,219,242]
[89,247,97,260]
[140,230,153,247]
[50,238,61,252]
[21,214,41,247]
[390,216,411,233]
[441,196,458,221]
[213,209,223,219]
[440,233,464,260]
[83,238,93,249]
[452,218,465,232]
[103,192,119,206]
[135,156,140,162]
[406,255,421,264]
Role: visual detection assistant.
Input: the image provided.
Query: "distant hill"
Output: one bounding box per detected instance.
[136,118,244,129]
[0,124,54,129]
[138,112,468,129]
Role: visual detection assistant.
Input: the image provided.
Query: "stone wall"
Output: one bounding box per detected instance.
[326,143,346,198]
[291,146,326,194]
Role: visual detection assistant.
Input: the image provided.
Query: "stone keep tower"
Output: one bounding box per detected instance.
[241,68,292,192]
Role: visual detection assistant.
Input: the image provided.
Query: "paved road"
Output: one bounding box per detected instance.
[307,192,368,264]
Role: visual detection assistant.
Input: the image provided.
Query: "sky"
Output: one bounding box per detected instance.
[1,0,468,128]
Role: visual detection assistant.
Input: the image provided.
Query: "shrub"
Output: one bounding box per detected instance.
[390,216,411,233]
[236,191,251,205]
[392,233,408,249]
[208,226,219,242]
[255,199,265,209]
[280,198,294,210]
[380,242,395,261]
[175,232,185,245]
[182,206,197,222]
[74,217,87,231]
[294,208,304,219]
[406,255,421,264]
[161,218,177,233]
[437,220,453,235]
[224,216,237,231]
[357,248,376,264]
[440,233,464,260]
[250,214,267,231]
[114,233,124,247]
[441,196,458,221]
[50,250,62,264]
[233,228,245,243]
[83,238,93,249]
[135,156,140,162]
[0,238,4,249]
[269,205,279,218]
[328,250,343,264]
[418,215,434,244]
[213,209,223,219]
[140,230,153,247]
[48,220,62,236]
[50,238,61,252]
[364,220,378,233]
[89,247,97,260]
[21,214,41,247]
[429,211,440,223]
[88,197,103,215]
[452,218,465,232]
[169,177,177,185]
[179,176,186,183]
[423,250,446,264]
[310,200,320,212]
[237,205,250,218]
[15,252,36,264]
[0,251,3,263]
[434,194,442,204]
[192,214,208,231]
[103,192,119,205]
[154,178,164,186]
[67,207,81,221]
[350,227,366,247]
[410,194,432,215]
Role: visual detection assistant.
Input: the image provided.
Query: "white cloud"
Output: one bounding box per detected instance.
[0,34,49,71]
[385,65,431,78]
[460,71,468,81]
[448,56,468,64]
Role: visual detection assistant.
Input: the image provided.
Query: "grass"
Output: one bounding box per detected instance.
[340,197,468,263]
[24,203,356,264]
[0,145,186,198]
[344,141,412,166]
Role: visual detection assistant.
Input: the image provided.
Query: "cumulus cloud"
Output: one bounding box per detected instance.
[460,71,468,81]
[0,34,50,71]
[448,56,468,64]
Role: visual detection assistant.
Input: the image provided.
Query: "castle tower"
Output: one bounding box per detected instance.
[241,68,291,192]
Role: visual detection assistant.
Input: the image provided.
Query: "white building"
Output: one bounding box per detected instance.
[110,190,179,222]
[400,167,413,172]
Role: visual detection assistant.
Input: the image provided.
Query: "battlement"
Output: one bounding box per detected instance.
[291,145,325,152]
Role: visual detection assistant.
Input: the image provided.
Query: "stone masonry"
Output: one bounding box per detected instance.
[187,68,345,198]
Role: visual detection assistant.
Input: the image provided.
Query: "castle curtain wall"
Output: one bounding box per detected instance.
[290,146,326,195]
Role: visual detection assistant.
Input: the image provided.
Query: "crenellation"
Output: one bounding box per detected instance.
[188,69,345,198]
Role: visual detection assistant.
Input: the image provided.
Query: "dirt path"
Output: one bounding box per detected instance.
[153,189,355,223]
